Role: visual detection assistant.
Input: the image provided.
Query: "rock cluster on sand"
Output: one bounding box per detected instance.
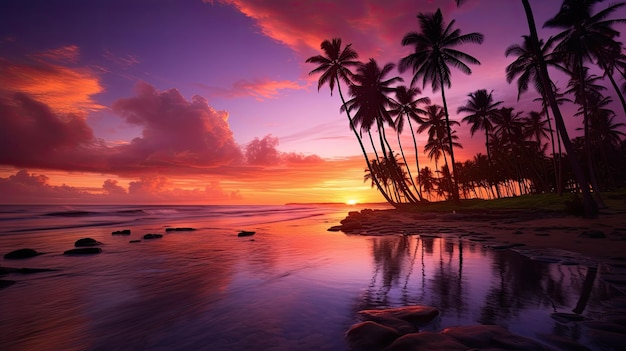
[346,305,579,350]
[143,233,163,239]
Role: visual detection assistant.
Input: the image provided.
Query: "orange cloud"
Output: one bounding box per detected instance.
[0,58,104,113]
[199,78,306,100]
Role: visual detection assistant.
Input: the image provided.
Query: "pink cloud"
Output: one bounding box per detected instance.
[208,0,455,62]
[0,170,90,203]
[111,82,243,171]
[245,134,325,166]
[102,179,127,195]
[198,78,306,100]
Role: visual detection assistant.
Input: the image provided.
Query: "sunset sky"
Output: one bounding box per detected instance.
[1,0,625,205]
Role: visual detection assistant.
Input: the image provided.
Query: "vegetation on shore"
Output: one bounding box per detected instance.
[307,0,626,218]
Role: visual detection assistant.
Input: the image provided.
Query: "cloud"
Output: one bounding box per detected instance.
[198,78,307,100]
[207,0,455,61]
[111,82,243,171]
[0,170,90,203]
[0,93,96,168]
[0,57,104,113]
[245,134,324,166]
[34,45,81,64]
[102,179,127,195]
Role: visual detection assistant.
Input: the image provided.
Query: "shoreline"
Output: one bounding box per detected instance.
[333,207,626,260]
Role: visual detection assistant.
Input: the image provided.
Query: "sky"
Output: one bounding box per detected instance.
[1,0,625,205]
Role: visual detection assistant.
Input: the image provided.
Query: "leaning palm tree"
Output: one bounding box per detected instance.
[399,8,484,202]
[306,38,395,204]
[342,59,419,204]
[388,85,430,200]
[545,0,626,207]
[457,89,503,198]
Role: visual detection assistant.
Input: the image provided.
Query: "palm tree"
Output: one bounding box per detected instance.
[457,89,503,198]
[306,38,395,205]
[545,0,626,207]
[518,0,597,216]
[388,85,431,199]
[522,111,550,148]
[399,8,484,202]
[343,59,419,203]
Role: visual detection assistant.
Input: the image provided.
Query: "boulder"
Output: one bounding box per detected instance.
[359,305,440,329]
[237,231,255,237]
[112,229,131,235]
[442,325,549,351]
[4,248,44,259]
[74,238,102,247]
[165,227,196,232]
[64,248,102,255]
[345,321,401,350]
[129,240,141,243]
[382,332,467,351]
[143,234,163,239]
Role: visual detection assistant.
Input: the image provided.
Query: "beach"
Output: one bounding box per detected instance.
[2,204,626,350]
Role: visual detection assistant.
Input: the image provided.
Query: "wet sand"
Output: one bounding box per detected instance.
[334,208,626,259]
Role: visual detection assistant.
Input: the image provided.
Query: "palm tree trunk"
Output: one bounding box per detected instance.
[397,131,423,201]
[577,55,606,208]
[485,132,501,198]
[406,116,424,198]
[336,80,396,206]
[542,97,561,194]
[439,77,460,202]
[600,61,626,117]
[520,0,598,218]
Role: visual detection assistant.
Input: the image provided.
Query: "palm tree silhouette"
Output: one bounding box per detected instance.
[306,38,395,205]
[388,85,430,200]
[458,89,503,198]
[399,8,483,202]
[343,59,419,203]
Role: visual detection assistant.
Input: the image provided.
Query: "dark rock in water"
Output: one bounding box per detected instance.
[237,230,255,237]
[513,230,524,235]
[165,227,196,232]
[112,229,131,235]
[327,226,343,232]
[129,240,141,243]
[74,238,102,247]
[4,248,44,259]
[359,305,440,326]
[1,266,56,275]
[64,248,102,255]
[384,332,467,351]
[580,230,606,239]
[143,234,163,239]
[0,280,16,289]
[345,321,400,350]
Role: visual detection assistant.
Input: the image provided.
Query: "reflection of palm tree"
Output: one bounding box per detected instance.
[306,38,395,205]
[400,8,483,202]
[458,89,503,198]
[389,86,430,199]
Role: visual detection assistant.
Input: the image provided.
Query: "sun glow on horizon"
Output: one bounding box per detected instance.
[346,199,358,205]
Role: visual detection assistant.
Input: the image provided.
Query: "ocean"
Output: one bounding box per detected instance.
[0,204,620,350]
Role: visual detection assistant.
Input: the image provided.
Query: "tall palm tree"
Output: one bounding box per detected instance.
[545,0,626,207]
[388,85,430,199]
[519,0,598,216]
[306,38,395,205]
[342,59,420,204]
[457,89,503,198]
[399,8,484,202]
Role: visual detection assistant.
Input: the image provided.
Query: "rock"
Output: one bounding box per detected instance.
[0,280,16,289]
[580,230,606,239]
[112,229,131,235]
[4,248,44,259]
[143,234,163,239]
[513,230,524,235]
[165,227,196,232]
[345,321,401,350]
[327,226,343,232]
[129,240,141,243]
[442,325,549,350]
[383,332,467,351]
[64,248,102,255]
[74,238,102,247]
[359,306,440,326]
[237,230,255,237]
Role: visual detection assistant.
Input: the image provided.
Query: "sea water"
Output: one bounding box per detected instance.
[0,204,621,350]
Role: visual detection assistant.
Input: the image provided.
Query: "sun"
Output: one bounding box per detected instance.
[346,199,358,205]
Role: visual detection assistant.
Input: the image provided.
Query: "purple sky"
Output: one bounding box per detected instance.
[0,0,624,204]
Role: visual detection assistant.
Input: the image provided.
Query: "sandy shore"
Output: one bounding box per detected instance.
[334,208,626,259]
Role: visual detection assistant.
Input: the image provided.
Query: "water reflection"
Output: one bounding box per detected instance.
[358,234,619,345]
